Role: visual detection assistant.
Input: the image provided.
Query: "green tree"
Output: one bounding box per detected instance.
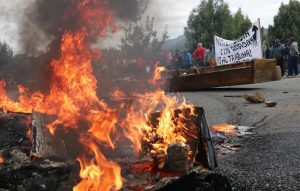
[185,0,251,50]
[267,0,300,44]
[120,16,168,60]
[231,8,252,38]
[0,41,13,65]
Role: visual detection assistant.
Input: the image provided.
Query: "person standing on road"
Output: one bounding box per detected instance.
[171,49,183,70]
[287,37,299,76]
[270,39,285,76]
[182,48,192,69]
[192,43,206,67]
[265,44,271,59]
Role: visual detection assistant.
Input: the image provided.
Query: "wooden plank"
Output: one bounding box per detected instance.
[32,112,84,160]
[163,59,281,91]
[168,66,254,91]
[163,61,255,78]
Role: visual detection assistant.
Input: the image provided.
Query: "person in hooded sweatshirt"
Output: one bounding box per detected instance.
[182,48,192,69]
[287,37,299,76]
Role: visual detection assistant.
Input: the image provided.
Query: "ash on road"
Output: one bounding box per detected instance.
[175,78,300,191]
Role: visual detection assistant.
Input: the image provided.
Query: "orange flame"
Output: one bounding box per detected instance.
[18,85,29,94]
[120,91,195,155]
[73,142,122,191]
[0,0,122,190]
[210,123,236,135]
[111,88,127,99]
[0,0,196,189]
[0,156,4,164]
[149,62,165,85]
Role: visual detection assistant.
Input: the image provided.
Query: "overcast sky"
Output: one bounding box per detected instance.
[148,0,290,38]
[0,0,290,53]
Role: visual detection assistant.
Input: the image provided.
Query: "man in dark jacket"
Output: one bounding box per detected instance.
[172,49,183,70]
[270,39,285,76]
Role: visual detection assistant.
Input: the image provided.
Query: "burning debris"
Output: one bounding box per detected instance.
[0,107,227,191]
[210,123,255,160]
[210,123,255,138]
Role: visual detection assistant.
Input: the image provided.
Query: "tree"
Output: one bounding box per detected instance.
[120,16,168,60]
[0,41,13,65]
[231,8,252,39]
[185,0,251,50]
[267,0,300,44]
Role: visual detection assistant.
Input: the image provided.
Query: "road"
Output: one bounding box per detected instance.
[174,77,300,191]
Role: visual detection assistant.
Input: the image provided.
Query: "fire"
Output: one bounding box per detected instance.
[120,91,195,155]
[149,63,166,85]
[111,88,127,99]
[74,142,122,191]
[0,0,196,190]
[0,156,4,164]
[0,80,32,113]
[18,85,29,94]
[0,0,122,190]
[210,123,236,135]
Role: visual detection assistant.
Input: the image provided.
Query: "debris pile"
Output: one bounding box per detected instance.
[0,111,77,191]
[210,124,255,156]
[0,108,233,191]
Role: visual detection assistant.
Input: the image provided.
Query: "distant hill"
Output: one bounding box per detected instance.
[162,35,186,50]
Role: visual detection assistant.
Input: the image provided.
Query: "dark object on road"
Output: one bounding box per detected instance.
[157,171,232,191]
[265,101,277,107]
[244,92,265,103]
[223,95,243,98]
[0,160,77,191]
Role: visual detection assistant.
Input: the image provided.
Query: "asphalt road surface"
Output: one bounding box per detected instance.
[174,77,300,191]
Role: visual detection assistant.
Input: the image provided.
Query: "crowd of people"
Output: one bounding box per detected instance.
[265,37,299,77]
[159,43,216,70]
[98,37,299,79]
[164,37,299,77]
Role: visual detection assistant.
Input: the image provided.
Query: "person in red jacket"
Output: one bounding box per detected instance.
[193,43,206,67]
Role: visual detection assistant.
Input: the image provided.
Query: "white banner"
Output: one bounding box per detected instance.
[214,20,263,65]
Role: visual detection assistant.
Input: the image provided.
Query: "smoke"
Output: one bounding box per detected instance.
[108,0,149,21]
[15,0,149,56]
[18,0,69,57]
